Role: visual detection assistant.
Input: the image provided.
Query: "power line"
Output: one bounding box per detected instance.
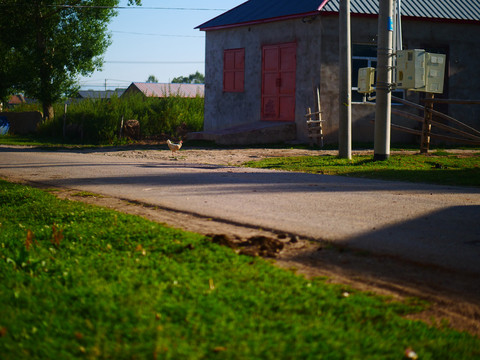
[59,5,226,11]
[112,30,203,38]
[78,85,125,88]
[105,61,204,64]
[80,78,131,84]
[104,78,132,83]
[0,4,227,11]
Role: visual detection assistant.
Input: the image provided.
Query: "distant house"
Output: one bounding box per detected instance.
[76,89,126,100]
[7,94,26,108]
[195,0,480,144]
[121,82,205,99]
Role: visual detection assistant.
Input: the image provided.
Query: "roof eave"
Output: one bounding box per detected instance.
[198,10,321,31]
[401,15,480,25]
[199,10,479,32]
[195,0,250,30]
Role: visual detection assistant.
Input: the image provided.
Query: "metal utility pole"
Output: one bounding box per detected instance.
[374,0,394,161]
[338,0,352,159]
[395,0,403,52]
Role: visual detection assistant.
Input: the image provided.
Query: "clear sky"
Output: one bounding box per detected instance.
[78,0,245,90]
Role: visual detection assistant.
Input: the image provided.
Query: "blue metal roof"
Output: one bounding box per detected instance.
[197,0,480,30]
[196,0,322,30]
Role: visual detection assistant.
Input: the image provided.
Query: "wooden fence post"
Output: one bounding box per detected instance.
[420,93,434,154]
[62,103,67,138]
[306,107,313,147]
[118,116,124,140]
[316,86,324,148]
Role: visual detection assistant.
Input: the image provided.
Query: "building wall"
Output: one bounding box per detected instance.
[401,19,480,132]
[205,17,327,139]
[204,15,480,144]
[346,17,480,143]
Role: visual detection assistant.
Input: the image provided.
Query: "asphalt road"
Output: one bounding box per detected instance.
[1,146,479,275]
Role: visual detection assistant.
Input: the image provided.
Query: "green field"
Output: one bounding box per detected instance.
[1,179,480,359]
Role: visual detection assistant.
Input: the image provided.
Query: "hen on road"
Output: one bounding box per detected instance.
[167,139,183,156]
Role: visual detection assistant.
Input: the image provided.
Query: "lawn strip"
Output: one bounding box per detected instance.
[1,180,479,359]
[243,154,480,187]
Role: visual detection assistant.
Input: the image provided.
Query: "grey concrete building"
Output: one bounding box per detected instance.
[193,0,480,145]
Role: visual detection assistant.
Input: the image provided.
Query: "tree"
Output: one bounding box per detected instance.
[0,39,18,106]
[146,75,158,83]
[0,0,141,119]
[171,71,205,84]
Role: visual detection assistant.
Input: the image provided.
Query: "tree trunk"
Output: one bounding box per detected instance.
[35,6,54,122]
[43,103,54,121]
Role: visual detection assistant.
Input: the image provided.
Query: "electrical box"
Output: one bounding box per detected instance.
[396,49,426,89]
[396,49,446,94]
[357,67,375,94]
[419,52,446,93]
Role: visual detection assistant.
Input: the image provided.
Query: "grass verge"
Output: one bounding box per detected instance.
[1,180,480,359]
[244,151,480,187]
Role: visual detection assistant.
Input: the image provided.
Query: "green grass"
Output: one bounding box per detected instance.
[0,134,67,147]
[244,152,480,187]
[0,134,158,149]
[0,133,121,148]
[1,180,480,359]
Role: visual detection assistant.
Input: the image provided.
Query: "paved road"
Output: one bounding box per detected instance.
[1,146,479,274]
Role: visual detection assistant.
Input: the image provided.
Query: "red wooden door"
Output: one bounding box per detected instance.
[261,42,297,121]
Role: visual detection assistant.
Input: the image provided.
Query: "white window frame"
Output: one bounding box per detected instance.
[352,45,405,105]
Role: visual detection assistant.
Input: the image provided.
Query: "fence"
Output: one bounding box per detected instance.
[390,95,480,153]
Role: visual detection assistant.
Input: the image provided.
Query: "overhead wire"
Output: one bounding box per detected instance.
[0,4,227,11]
[105,61,204,64]
[0,2,218,89]
[112,30,204,38]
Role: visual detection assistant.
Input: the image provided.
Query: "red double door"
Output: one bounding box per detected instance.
[261,42,297,122]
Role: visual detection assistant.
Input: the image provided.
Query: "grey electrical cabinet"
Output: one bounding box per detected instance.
[357,67,375,94]
[420,52,446,93]
[396,49,446,94]
[396,49,426,90]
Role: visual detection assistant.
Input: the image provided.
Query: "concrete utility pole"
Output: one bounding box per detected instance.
[374,0,394,161]
[338,0,352,160]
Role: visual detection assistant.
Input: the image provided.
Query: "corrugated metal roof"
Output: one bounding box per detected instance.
[77,89,125,99]
[323,0,480,21]
[197,0,480,30]
[127,83,204,98]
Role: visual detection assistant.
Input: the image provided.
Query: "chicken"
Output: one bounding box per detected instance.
[167,139,183,155]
